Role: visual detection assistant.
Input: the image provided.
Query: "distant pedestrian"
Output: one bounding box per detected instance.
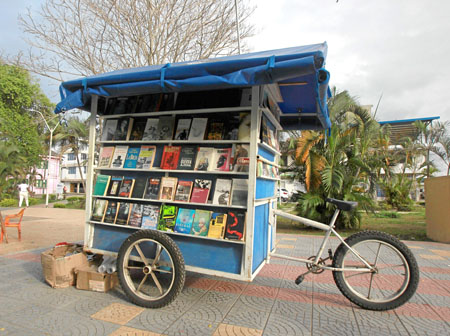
[18,181,30,208]
[63,186,67,200]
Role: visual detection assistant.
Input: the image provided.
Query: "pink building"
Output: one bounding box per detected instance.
[30,152,61,195]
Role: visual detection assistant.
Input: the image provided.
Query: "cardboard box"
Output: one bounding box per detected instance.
[75,266,118,292]
[41,244,89,288]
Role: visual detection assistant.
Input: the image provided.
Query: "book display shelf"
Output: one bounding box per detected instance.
[85,86,281,280]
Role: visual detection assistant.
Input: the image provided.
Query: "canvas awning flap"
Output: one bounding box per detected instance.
[55,42,331,130]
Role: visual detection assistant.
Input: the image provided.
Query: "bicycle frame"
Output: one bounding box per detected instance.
[270,209,374,273]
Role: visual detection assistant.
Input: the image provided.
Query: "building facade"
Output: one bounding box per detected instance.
[60,148,88,194]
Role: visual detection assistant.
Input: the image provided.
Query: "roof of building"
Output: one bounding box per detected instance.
[378,116,440,143]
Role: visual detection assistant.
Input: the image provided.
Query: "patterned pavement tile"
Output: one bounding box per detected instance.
[210,280,247,295]
[398,315,450,336]
[198,290,239,306]
[407,245,424,249]
[62,297,122,318]
[91,303,144,325]
[5,251,41,262]
[353,309,409,335]
[270,300,312,319]
[263,313,310,336]
[277,287,312,304]
[430,249,450,257]
[213,323,262,336]
[392,302,443,321]
[163,317,219,336]
[0,320,48,336]
[183,302,234,322]
[419,254,445,260]
[184,276,217,291]
[251,275,282,288]
[223,306,270,330]
[126,308,183,334]
[275,244,294,249]
[108,326,161,336]
[242,284,278,299]
[233,295,275,312]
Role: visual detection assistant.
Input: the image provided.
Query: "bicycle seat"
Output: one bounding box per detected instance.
[326,198,358,211]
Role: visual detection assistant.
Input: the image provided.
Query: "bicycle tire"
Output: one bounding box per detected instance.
[117,229,185,308]
[332,230,419,311]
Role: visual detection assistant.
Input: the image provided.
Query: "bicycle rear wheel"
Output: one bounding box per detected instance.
[332,230,419,311]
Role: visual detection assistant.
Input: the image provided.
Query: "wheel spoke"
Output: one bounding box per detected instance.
[152,244,162,268]
[135,243,149,266]
[373,243,382,268]
[150,272,163,294]
[343,269,373,279]
[153,267,173,274]
[126,266,143,270]
[137,274,148,292]
[367,272,375,299]
[377,264,406,271]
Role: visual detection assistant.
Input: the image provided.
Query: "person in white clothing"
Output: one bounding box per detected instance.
[18,181,30,207]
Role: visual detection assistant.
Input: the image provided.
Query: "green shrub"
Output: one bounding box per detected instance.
[0,198,17,207]
[67,196,81,203]
[28,198,40,206]
[53,203,66,208]
[374,211,399,218]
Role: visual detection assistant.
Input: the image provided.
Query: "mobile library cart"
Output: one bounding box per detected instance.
[55,43,331,307]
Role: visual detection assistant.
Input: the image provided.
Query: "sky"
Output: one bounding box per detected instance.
[1,0,449,124]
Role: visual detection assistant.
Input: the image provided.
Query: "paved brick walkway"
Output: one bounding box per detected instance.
[0,234,449,335]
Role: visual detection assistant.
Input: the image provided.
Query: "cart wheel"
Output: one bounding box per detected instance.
[117,230,185,308]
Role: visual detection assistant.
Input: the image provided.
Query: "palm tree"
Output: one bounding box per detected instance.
[435,135,450,175]
[295,130,324,191]
[54,117,89,192]
[0,143,27,196]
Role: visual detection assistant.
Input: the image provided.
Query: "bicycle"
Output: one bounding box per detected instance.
[270,198,420,311]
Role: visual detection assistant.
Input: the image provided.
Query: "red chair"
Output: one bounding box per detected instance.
[0,208,25,243]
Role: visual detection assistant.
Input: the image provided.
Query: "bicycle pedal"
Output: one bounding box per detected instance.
[295,275,305,285]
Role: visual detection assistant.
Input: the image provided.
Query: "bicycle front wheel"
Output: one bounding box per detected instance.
[332,230,419,311]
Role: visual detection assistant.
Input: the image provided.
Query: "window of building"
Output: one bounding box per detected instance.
[67,153,76,161]
[81,153,87,161]
[38,161,48,169]
[68,167,76,175]
[35,180,47,188]
[83,166,87,174]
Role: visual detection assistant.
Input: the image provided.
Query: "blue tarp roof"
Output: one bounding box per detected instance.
[55,42,331,129]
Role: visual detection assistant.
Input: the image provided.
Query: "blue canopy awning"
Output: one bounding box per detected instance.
[55,42,331,130]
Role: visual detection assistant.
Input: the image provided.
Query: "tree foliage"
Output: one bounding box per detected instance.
[17,0,255,81]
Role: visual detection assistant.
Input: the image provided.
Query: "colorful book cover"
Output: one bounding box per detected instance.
[207,121,225,140]
[174,119,192,140]
[110,145,129,168]
[136,145,156,169]
[93,174,111,196]
[141,118,159,140]
[160,146,181,170]
[98,146,115,168]
[143,178,161,199]
[207,213,227,239]
[225,211,246,240]
[131,176,147,199]
[230,178,248,207]
[101,119,118,141]
[191,209,212,236]
[158,205,178,232]
[106,176,123,196]
[194,147,214,171]
[188,118,208,140]
[190,179,212,203]
[158,177,178,201]
[177,146,197,170]
[113,118,131,141]
[174,208,195,234]
[156,116,175,140]
[91,199,108,222]
[174,180,193,202]
[260,116,270,145]
[129,118,147,140]
[128,203,143,227]
[118,177,135,198]
[115,202,131,225]
[212,179,232,205]
[123,146,141,168]
[141,204,160,230]
[232,144,249,171]
[212,147,232,171]
[103,201,119,223]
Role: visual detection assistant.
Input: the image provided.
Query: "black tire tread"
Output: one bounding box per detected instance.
[332,230,419,311]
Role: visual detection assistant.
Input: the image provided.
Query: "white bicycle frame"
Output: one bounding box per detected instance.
[270,209,375,273]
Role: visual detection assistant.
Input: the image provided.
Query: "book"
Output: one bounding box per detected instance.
[111,97,129,114]
[223,115,240,140]
[174,180,193,202]
[174,119,192,140]
[207,213,227,239]
[118,177,135,198]
[128,203,143,227]
[141,204,160,230]
[103,200,119,223]
[190,179,212,203]
[141,118,159,141]
[115,202,131,225]
[188,118,208,140]
[129,118,147,141]
[102,119,118,141]
[260,116,270,145]
[177,146,197,170]
[234,157,249,173]
[225,211,246,240]
[158,205,178,232]
[131,176,147,199]
[191,209,212,236]
[136,145,156,169]
[139,94,161,113]
[230,178,248,207]
[232,144,249,172]
[143,178,161,199]
[91,199,108,222]
[156,116,175,140]
[123,146,141,169]
[113,118,132,141]
[160,146,181,170]
[106,176,123,196]
[158,177,178,201]
[98,146,115,168]
[212,148,232,171]
[93,174,111,196]
[194,147,215,171]
[240,88,252,106]
[174,208,196,234]
[207,121,225,140]
[212,179,232,205]
[238,113,251,141]
[110,145,129,168]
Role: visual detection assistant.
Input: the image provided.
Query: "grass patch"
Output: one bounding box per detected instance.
[276,203,428,241]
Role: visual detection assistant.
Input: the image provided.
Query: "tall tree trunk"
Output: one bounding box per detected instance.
[75,149,86,193]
